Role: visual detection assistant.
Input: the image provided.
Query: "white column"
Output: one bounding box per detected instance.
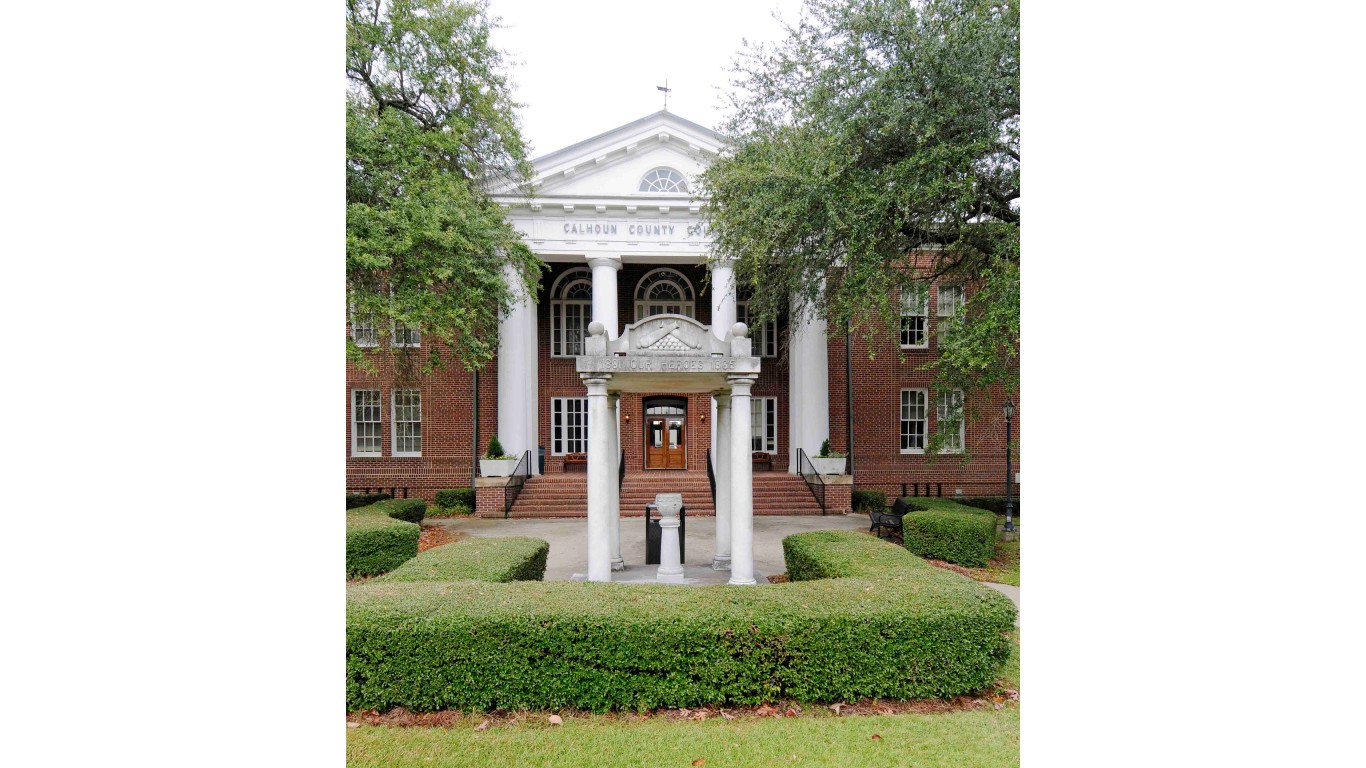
[583,374,613,582]
[498,262,536,467]
[712,391,732,570]
[709,258,736,450]
[587,253,622,340]
[788,298,829,472]
[728,374,758,586]
[608,393,623,571]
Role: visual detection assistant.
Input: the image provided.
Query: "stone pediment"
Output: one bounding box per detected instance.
[623,315,710,355]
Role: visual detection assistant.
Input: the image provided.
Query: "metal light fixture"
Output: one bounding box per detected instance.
[1002,399,1015,533]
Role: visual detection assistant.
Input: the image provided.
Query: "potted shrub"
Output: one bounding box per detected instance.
[479,436,520,477]
[811,439,847,475]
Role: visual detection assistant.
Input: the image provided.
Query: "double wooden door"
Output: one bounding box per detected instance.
[645,415,686,469]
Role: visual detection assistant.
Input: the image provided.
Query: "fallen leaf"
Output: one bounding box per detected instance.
[829,703,844,715]
[994,702,1003,711]
[878,707,894,716]
[548,715,563,725]
[346,722,360,729]
[692,761,706,767]
[755,704,777,717]
[473,719,490,731]
[785,708,797,718]
[721,711,735,721]
[871,734,882,740]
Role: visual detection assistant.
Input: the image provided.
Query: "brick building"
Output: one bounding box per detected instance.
[346,111,1019,515]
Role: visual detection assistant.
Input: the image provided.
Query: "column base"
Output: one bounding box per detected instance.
[657,567,685,584]
[727,577,758,586]
[711,556,731,571]
[611,557,625,571]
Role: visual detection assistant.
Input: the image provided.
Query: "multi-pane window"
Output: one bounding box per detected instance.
[350,310,378,348]
[634,269,695,321]
[735,302,777,357]
[392,389,422,456]
[900,389,927,453]
[552,268,593,356]
[899,286,927,348]
[751,397,777,453]
[392,320,420,348]
[936,389,965,453]
[937,285,963,346]
[351,389,381,457]
[638,167,688,193]
[552,397,589,455]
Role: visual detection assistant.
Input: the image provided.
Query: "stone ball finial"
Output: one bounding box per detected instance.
[588,321,605,336]
[731,321,749,338]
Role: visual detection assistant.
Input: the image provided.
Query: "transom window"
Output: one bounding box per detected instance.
[634,269,695,322]
[900,389,927,453]
[551,268,594,357]
[899,286,927,349]
[735,301,777,357]
[751,397,777,453]
[392,389,422,457]
[638,167,688,193]
[351,389,381,457]
[552,397,589,455]
[936,389,965,453]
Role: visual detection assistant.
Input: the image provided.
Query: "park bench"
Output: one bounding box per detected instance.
[868,496,912,540]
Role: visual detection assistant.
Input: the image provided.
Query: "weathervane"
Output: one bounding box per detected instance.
[656,79,671,111]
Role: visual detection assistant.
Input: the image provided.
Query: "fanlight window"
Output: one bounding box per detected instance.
[634,268,695,322]
[551,268,594,356]
[638,167,688,194]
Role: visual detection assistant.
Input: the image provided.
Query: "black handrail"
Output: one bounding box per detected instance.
[705,448,716,506]
[797,448,827,516]
[503,450,531,519]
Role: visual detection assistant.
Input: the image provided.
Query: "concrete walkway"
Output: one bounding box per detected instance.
[427,513,1020,620]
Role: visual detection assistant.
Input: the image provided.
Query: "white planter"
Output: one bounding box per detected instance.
[480,458,520,477]
[811,457,847,475]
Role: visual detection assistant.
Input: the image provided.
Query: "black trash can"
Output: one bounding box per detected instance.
[644,501,686,564]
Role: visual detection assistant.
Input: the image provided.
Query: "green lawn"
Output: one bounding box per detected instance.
[347,633,1020,767]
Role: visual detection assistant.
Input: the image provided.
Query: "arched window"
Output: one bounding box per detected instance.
[551,268,593,357]
[638,167,688,194]
[634,268,695,322]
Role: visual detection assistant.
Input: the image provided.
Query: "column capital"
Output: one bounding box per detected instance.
[713,390,732,406]
[586,254,623,271]
[580,374,612,396]
[727,373,758,396]
[706,255,736,271]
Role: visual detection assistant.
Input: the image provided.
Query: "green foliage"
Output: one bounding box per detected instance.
[346,0,544,374]
[818,439,831,456]
[433,488,476,514]
[368,498,427,524]
[699,0,1020,401]
[381,537,548,583]
[346,492,393,510]
[346,507,420,578]
[850,489,887,512]
[347,531,1015,712]
[484,435,509,459]
[960,497,1020,517]
[901,498,999,567]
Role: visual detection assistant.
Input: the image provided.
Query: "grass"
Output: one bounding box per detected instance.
[346,633,1020,767]
[426,504,473,518]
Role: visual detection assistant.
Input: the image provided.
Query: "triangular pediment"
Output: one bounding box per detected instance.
[491,112,726,200]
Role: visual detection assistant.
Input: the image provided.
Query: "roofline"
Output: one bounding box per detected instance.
[529,111,725,165]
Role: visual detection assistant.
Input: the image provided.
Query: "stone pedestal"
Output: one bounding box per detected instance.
[655,493,684,584]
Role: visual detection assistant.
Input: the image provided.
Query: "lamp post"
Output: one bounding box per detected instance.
[1002,399,1015,534]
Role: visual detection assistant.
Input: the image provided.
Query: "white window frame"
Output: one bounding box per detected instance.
[351,389,382,457]
[633,268,696,322]
[638,167,689,193]
[350,307,378,348]
[551,268,594,357]
[900,388,928,454]
[899,286,928,349]
[735,302,777,357]
[937,285,963,347]
[391,389,422,457]
[551,397,589,455]
[750,397,777,453]
[936,389,965,454]
[392,319,420,348]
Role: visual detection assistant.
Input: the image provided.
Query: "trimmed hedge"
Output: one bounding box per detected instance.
[346,510,420,578]
[433,488,476,512]
[850,489,887,512]
[381,537,549,583]
[901,498,999,567]
[346,492,393,510]
[960,497,1021,517]
[368,498,426,524]
[347,530,1016,712]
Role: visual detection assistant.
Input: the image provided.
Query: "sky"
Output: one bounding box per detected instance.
[488,0,808,158]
